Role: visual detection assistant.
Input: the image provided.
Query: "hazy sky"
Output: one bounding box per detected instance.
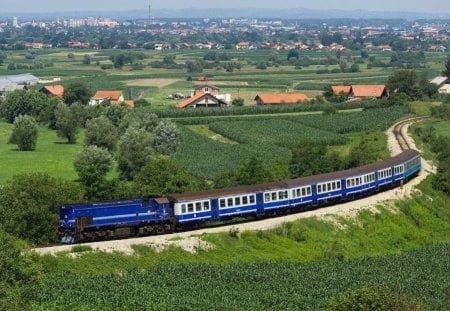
[2,0,450,13]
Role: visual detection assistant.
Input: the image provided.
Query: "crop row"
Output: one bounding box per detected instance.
[32,243,449,310]
[209,119,347,148]
[289,106,409,133]
[173,126,291,178]
[157,101,367,119]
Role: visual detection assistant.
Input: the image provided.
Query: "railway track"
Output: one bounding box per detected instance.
[393,116,429,151]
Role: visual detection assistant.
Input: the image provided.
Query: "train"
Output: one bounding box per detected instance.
[59,149,421,244]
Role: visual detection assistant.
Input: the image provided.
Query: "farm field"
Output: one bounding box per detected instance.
[173,107,409,178]
[33,243,449,310]
[1,48,447,109]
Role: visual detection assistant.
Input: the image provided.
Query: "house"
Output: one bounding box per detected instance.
[430,76,448,87]
[194,84,219,96]
[236,42,250,49]
[89,90,134,107]
[39,85,64,99]
[438,84,450,94]
[350,85,388,99]
[331,86,351,96]
[176,92,227,108]
[254,93,310,105]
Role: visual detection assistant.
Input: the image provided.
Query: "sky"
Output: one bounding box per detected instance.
[2,0,450,13]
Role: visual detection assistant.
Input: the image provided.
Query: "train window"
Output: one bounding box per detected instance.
[332,183,336,190]
[188,203,194,213]
[220,199,226,208]
[326,184,330,191]
[243,196,248,205]
[227,198,233,207]
[195,202,202,212]
[181,204,186,214]
[265,193,270,202]
[250,196,255,204]
[347,180,351,187]
[235,197,241,205]
[204,201,209,211]
[294,189,299,197]
[337,181,341,189]
[318,185,322,193]
[301,188,306,196]
[272,192,277,201]
[307,187,311,195]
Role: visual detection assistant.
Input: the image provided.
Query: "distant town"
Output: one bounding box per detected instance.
[0,16,448,52]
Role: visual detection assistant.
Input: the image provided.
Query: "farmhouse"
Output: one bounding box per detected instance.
[350,85,388,99]
[39,85,64,100]
[176,92,227,108]
[254,93,310,105]
[194,84,219,96]
[89,90,134,107]
[331,85,351,95]
[438,84,450,94]
[430,76,448,87]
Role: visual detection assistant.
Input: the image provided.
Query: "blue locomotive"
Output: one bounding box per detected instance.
[60,149,421,243]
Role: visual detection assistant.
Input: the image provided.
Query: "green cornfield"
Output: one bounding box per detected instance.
[32,243,449,310]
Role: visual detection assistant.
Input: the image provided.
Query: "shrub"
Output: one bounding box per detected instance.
[8,115,38,151]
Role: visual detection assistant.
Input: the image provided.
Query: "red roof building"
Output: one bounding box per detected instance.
[176,92,227,109]
[39,85,64,100]
[254,93,310,105]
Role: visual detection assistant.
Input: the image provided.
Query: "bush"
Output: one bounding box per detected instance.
[8,115,38,151]
[327,285,421,311]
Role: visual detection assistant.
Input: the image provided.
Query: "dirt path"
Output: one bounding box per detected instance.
[35,118,434,256]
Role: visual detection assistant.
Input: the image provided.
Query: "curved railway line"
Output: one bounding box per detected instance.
[393,116,429,151]
[35,116,432,255]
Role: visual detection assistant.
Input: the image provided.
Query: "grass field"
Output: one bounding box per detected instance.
[0,121,84,184]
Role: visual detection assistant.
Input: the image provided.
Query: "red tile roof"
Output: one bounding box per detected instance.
[92,90,123,101]
[176,92,226,108]
[42,85,64,99]
[255,93,310,105]
[331,86,351,95]
[351,85,386,97]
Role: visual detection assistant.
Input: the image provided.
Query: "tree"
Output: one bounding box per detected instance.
[386,69,420,99]
[134,158,206,197]
[82,54,91,65]
[443,56,450,77]
[8,115,38,151]
[74,146,113,198]
[287,49,300,60]
[185,59,203,73]
[289,140,332,177]
[0,52,6,65]
[214,157,273,188]
[0,231,42,310]
[0,173,84,244]
[119,110,159,133]
[232,98,245,106]
[118,128,155,180]
[55,103,79,143]
[84,116,119,151]
[153,120,181,155]
[63,82,92,105]
[0,89,59,123]
[349,63,360,73]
